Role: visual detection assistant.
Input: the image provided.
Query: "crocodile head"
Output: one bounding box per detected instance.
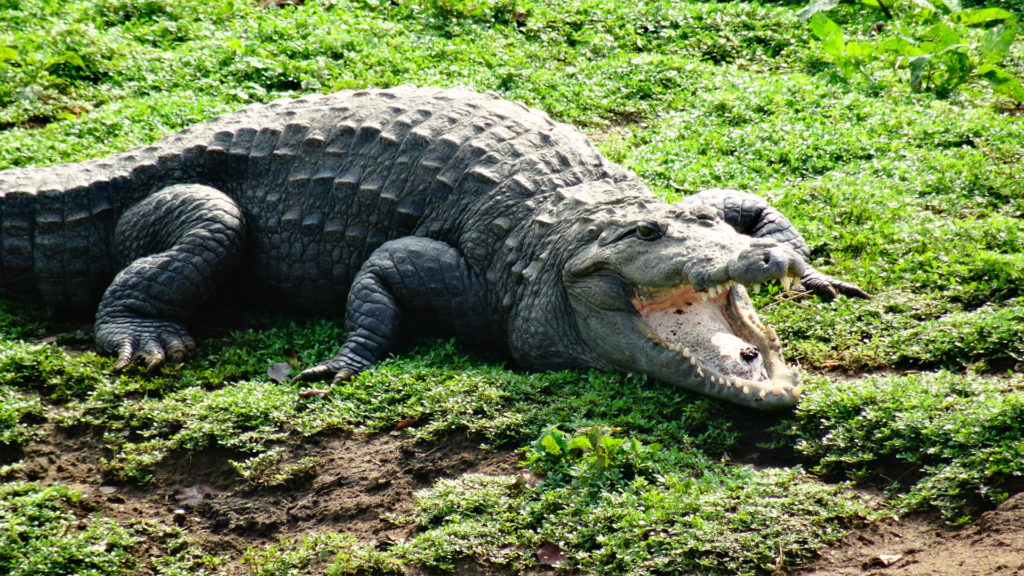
[537,182,806,410]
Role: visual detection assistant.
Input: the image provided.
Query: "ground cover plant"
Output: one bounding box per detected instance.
[1,0,1023,573]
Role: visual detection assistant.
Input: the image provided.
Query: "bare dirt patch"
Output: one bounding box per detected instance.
[794,495,1024,576]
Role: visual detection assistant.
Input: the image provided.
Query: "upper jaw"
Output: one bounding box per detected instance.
[631,279,802,410]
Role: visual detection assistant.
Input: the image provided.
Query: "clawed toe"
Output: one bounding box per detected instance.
[799,270,869,301]
[294,365,337,383]
[331,369,356,385]
[294,360,360,385]
[99,319,196,371]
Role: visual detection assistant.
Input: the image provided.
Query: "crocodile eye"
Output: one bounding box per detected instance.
[636,222,663,241]
[604,221,665,244]
[692,206,717,223]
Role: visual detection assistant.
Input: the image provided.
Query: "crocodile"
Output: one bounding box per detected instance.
[0,86,867,410]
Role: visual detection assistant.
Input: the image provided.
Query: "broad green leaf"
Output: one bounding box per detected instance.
[809,12,843,41]
[0,47,18,62]
[879,37,924,57]
[797,0,841,21]
[938,0,961,13]
[977,64,1024,102]
[926,21,961,48]
[536,428,569,457]
[45,51,86,69]
[979,22,1018,65]
[567,435,593,453]
[860,0,884,13]
[810,13,845,57]
[908,0,938,12]
[824,35,846,58]
[540,433,564,456]
[846,41,875,59]
[953,8,1015,26]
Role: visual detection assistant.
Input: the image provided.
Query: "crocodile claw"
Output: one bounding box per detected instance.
[798,269,870,301]
[293,364,336,383]
[331,368,357,385]
[100,319,196,371]
[294,363,358,385]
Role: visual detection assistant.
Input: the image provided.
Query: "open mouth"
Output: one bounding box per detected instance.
[632,277,802,404]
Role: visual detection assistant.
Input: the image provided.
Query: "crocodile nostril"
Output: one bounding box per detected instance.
[762,252,772,265]
[740,347,760,362]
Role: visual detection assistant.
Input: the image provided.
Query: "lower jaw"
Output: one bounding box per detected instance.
[658,343,800,407]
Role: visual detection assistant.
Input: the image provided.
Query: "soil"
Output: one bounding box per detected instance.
[794,495,1024,576]
[12,420,1024,575]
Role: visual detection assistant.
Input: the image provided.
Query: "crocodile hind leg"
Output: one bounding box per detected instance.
[296,236,490,385]
[681,188,869,300]
[95,184,245,369]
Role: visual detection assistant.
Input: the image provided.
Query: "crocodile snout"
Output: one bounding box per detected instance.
[729,240,806,286]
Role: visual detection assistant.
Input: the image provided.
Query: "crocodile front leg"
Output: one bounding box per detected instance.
[96,184,245,369]
[297,237,490,385]
[681,188,869,300]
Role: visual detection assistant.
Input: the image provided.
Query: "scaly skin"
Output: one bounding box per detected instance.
[0,86,866,409]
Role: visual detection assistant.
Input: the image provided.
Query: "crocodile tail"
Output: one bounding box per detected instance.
[0,171,120,311]
[0,185,38,302]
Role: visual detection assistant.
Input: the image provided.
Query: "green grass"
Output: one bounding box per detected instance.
[396,431,869,575]
[0,481,225,576]
[243,533,403,576]
[0,482,139,576]
[0,385,44,447]
[783,371,1024,524]
[2,0,1024,573]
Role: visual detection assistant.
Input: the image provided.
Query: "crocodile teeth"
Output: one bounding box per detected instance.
[780,275,794,291]
[696,366,704,377]
[700,282,736,299]
[752,284,761,294]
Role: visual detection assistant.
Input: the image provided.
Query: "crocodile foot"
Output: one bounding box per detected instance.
[294,360,359,386]
[799,269,870,301]
[96,318,197,371]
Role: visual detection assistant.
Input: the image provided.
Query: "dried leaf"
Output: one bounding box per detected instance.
[395,417,419,430]
[517,468,545,488]
[878,553,903,566]
[173,484,216,507]
[863,553,904,568]
[267,362,293,383]
[299,388,330,398]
